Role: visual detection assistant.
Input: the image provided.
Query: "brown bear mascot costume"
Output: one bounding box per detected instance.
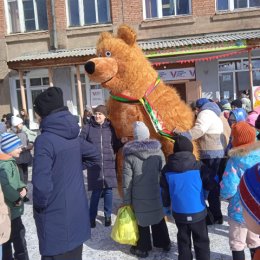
[84,25,196,194]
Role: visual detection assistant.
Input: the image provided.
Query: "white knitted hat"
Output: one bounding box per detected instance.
[133,121,150,141]
[11,116,23,127]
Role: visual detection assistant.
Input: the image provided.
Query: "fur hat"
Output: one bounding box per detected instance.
[33,87,64,118]
[195,98,209,109]
[93,105,108,117]
[231,99,242,108]
[239,163,260,225]
[173,135,193,153]
[1,132,22,154]
[231,121,256,148]
[133,121,150,141]
[11,116,23,127]
[255,114,260,129]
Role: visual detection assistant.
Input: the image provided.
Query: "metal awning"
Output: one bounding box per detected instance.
[7,29,260,70]
[138,29,260,50]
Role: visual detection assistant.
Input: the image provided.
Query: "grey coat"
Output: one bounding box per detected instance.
[122,139,165,227]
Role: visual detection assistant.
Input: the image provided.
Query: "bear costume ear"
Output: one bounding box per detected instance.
[98,32,112,45]
[117,25,136,46]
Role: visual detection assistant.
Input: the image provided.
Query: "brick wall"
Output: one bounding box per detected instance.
[111,0,121,24]
[122,0,143,24]
[192,0,215,16]
[0,0,6,39]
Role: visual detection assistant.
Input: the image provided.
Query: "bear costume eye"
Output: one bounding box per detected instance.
[105,51,111,57]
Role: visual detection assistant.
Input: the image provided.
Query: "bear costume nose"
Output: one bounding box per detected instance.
[84,61,95,74]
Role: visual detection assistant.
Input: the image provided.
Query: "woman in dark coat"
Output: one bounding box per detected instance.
[32,87,100,260]
[80,105,125,228]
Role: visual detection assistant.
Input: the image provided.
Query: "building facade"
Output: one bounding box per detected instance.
[0,0,260,128]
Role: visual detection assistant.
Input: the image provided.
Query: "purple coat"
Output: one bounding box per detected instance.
[80,117,122,190]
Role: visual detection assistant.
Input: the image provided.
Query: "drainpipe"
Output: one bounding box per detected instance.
[50,0,58,50]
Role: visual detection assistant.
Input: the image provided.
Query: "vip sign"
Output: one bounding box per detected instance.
[158,67,196,81]
[90,89,105,107]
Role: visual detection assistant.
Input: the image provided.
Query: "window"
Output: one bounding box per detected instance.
[5,0,48,33]
[144,0,191,19]
[67,0,111,27]
[216,0,260,11]
[218,58,260,100]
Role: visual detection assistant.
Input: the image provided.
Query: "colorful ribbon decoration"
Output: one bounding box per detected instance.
[110,77,175,142]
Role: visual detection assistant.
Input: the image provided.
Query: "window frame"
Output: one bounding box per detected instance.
[215,0,260,12]
[142,0,192,20]
[4,0,47,34]
[218,57,260,100]
[66,0,112,27]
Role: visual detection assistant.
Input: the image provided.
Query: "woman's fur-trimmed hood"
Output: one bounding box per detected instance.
[228,141,260,157]
[123,139,162,159]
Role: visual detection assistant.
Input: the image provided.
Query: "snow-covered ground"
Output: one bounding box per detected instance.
[23,171,251,260]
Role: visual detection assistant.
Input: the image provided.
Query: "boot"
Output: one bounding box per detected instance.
[130,246,148,258]
[104,216,111,227]
[232,250,245,260]
[14,252,29,260]
[90,219,96,228]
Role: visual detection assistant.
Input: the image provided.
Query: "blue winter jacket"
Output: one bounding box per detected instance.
[32,108,100,256]
[161,151,217,223]
[220,141,260,224]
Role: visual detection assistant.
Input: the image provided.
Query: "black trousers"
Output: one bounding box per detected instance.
[136,218,170,251]
[41,245,83,260]
[176,219,210,260]
[201,158,223,220]
[3,217,29,260]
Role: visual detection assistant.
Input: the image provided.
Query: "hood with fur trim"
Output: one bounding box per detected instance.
[228,141,260,157]
[123,139,162,160]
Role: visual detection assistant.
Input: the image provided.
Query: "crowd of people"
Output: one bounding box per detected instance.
[0,86,260,260]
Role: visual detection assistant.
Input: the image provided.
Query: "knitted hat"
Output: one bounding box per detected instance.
[1,132,22,153]
[85,105,93,113]
[229,108,247,125]
[231,121,256,148]
[133,121,150,141]
[195,98,210,109]
[11,116,23,127]
[239,163,260,225]
[173,135,193,153]
[0,135,2,154]
[220,100,231,111]
[33,87,64,118]
[255,114,260,129]
[0,122,6,134]
[246,112,258,127]
[93,105,108,117]
[231,99,242,108]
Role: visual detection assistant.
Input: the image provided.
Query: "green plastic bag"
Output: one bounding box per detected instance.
[111,205,139,246]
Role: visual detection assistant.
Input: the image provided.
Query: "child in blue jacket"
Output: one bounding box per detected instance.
[160,135,217,260]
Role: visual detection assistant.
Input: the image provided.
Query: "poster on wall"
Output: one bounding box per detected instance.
[252,86,260,109]
[157,67,195,81]
[90,89,105,107]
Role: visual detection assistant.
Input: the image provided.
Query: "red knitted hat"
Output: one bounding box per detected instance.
[231,121,256,148]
